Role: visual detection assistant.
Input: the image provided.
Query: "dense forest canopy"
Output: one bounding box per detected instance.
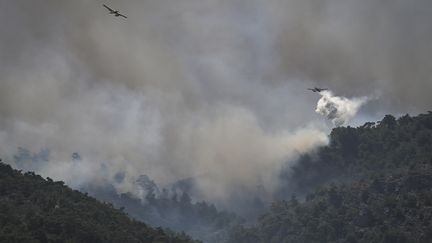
[9,146,243,243]
[83,182,242,243]
[2,112,432,243]
[229,112,432,243]
[0,162,198,243]
[279,112,432,196]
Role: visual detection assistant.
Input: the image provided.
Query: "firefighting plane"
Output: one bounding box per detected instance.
[103,4,127,19]
[308,87,328,93]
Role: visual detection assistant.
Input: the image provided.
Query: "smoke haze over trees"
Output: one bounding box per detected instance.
[4,112,432,242]
[2,0,432,207]
[2,1,432,242]
[0,162,198,243]
[229,112,432,242]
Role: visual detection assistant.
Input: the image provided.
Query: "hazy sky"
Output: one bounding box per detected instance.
[1,0,431,204]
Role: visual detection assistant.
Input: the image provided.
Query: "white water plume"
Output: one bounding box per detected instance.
[315,91,369,126]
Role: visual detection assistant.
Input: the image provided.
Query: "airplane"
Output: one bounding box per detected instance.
[103,4,127,18]
[308,87,328,92]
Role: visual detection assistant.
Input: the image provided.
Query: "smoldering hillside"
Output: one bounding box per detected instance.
[1,0,432,212]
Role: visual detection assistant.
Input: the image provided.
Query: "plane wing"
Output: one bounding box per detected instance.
[103,4,115,12]
[118,13,127,18]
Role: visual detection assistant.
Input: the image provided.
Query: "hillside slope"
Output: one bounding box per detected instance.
[283,112,432,195]
[0,162,199,243]
[229,112,432,243]
[83,183,241,243]
[230,166,432,243]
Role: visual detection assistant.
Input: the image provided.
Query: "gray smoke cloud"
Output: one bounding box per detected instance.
[1,0,431,206]
[316,91,369,126]
[271,0,432,112]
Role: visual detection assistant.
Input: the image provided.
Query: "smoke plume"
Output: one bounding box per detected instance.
[315,91,369,126]
[1,0,432,208]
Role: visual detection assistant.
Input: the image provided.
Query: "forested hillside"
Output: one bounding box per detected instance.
[281,112,432,195]
[84,182,242,243]
[0,162,199,243]
[230,165,432,243]
[10,146,242,243]
[229,112,432,243]
[3,112,432,243]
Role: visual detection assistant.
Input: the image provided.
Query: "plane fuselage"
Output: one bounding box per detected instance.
[308,87,328,92]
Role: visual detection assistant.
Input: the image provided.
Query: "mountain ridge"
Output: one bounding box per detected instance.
[0,161,199,243]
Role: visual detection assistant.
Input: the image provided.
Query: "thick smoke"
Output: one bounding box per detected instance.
[315,91,369,126]
[270,0,432,112]
[1,0,432,207]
